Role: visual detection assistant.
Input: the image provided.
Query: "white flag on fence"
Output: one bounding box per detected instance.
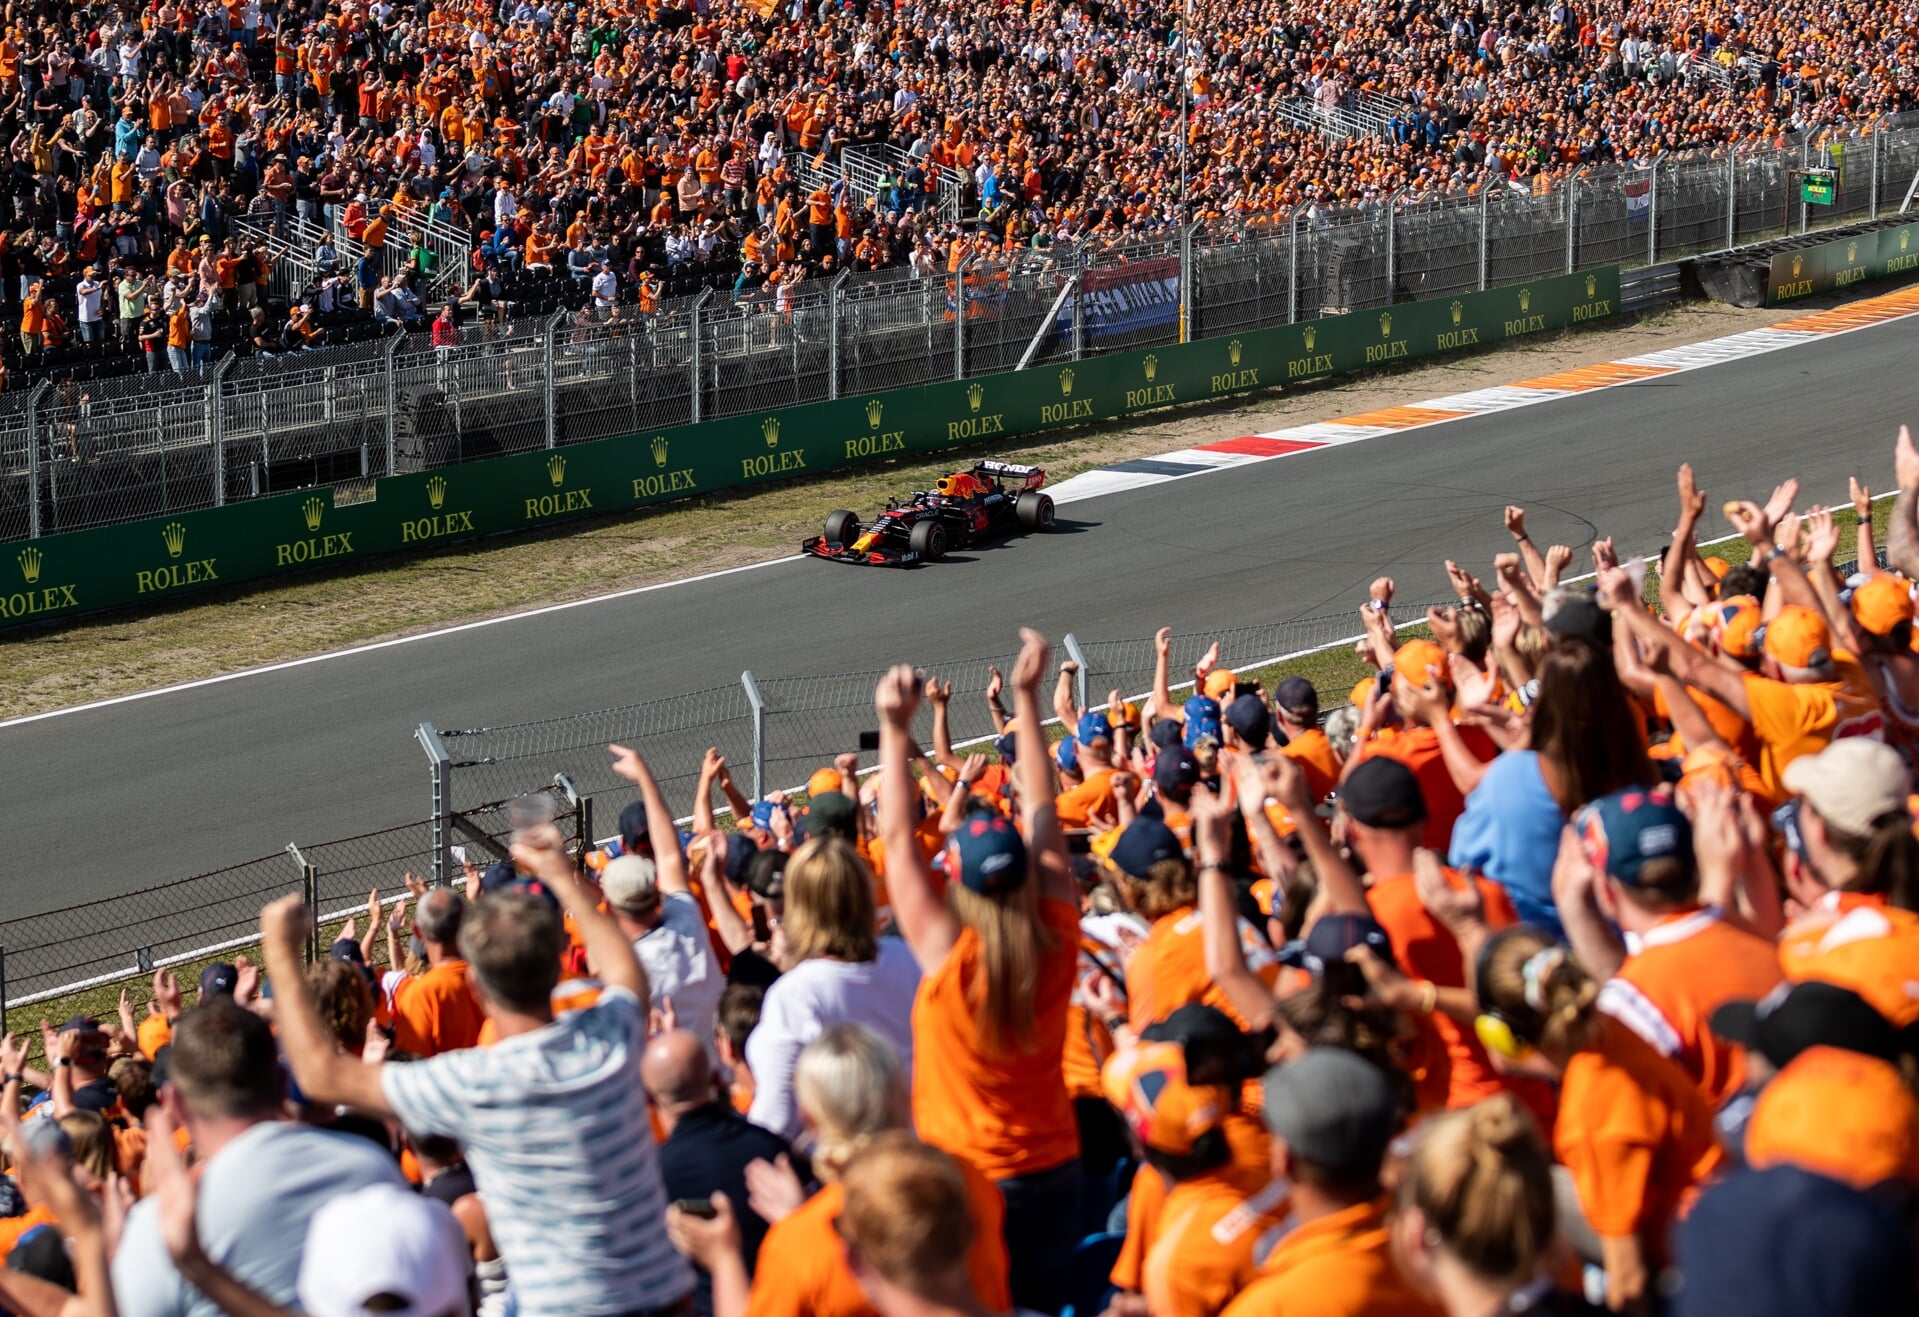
[1624,174,1651,224]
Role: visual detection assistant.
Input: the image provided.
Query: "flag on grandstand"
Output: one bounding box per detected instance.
[1624,174,1651,226]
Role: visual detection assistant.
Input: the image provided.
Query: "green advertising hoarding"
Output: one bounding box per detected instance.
[1,268,1620,629]
[1768,223,1919,304]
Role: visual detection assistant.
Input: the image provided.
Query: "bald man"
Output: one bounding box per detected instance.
[643,1030,793,1314]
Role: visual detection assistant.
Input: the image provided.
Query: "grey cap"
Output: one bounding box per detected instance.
[1261,1048,1396,1179]
[600,854,661,916]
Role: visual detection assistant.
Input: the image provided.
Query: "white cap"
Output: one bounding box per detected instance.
[298,1184,470,1317]
[1783,738,1912,839]
[600,853,661,915]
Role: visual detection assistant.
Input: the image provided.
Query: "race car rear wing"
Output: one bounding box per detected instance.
[976,459,1046,488]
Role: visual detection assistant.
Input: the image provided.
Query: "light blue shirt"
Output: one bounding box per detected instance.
[1447,750,1566,938]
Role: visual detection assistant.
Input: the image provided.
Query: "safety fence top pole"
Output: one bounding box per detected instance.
[382,331,402,476]
[828,270,849,400]
[1063,634,1090,714]
[954,259,969,381]
[690,289,714,424]
[1566,178,1578,274]
[1648,164,1659,266]
[287,843,318,964]
[1725,151,1736,252]
[416,722,453,887]
[1478,185,1490,291]
[741,671,766,802]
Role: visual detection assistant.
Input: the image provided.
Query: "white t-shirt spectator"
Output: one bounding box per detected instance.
[635,890,723,1045]
[746,937,921,1140]
[75,278,104,323]
[590,266,617,306]
[112,1121,404,1317]
[382,985,694,1317]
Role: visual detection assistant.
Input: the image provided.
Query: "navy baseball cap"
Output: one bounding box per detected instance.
[1225,694,1271,750]
[723,833,759,884]
[1153,745,1201,800]
[1280,912,1393,974]
[1147,718,1184,750]
[617,800,650,849]
[1340,757,1427,829]
[200,963,238,998]
[1077,710,1113,745]
[1108,815,1184,878]
[1275,676,1318,716]
[1183,696,1222,750]
[954,814,1028,894]
[1573,784,1694,887]
[994,729,1018,763]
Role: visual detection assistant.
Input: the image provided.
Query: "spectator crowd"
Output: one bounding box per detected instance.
[0,0,1909,388]
[3,431,1919,1317]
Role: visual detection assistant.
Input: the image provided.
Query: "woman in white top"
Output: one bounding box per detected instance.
[746,837,920,1140]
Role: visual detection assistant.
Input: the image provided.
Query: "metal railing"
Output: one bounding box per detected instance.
[4,115,1917,545]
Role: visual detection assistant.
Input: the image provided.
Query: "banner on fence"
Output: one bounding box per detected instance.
[1768,223,1919,303]
[1624,174,1652,225]
[0,268,1620,629]
[1063,257,1183,341]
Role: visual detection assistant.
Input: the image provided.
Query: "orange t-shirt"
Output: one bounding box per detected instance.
[1740,661,1886,800]
[1553,1017,1724,1262]
[1778,891,1919,1026]
[744,1162,1010,1317]
[1125,906,1278,1033]
[1143,1173,1291,1317]
[1279,728,1340,804]
[0,1206,57,1258]
[911,897,1080,1180]
[1113,1112,1270,1293]
[390,959,486,1057]
[1055,768,1119,828]
[1366,868,1539,1115]
[1356,724,1496,852]
[1219,1197,1441,1317]
[1600,907,1783,1107]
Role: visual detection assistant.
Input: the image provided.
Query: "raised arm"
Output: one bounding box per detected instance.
[1268,755,1370,914]
[982,665,1010,736]
[1662,464,1716,612]
[1192,785,1275,1032]
[515,820,650,1003]
[260,894,392,1116]
[928,678,964,773]
[698,832,754,956]
[1229,755,1297,894]
[1888,427,1919,582]
[878,665,959,969]
[1053,660,1080,731]
[1504,505,1549,590]
[610,743,690,896]
[1851,477,1877,573]
[1014,629,1075,905]
[1151,627,1182,724]
[693,747,724,836]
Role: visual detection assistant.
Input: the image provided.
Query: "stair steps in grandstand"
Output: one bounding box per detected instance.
[792,144,965,224]
[233,217,322,304]
[1273,94,1395,142]
[386,200,474,294]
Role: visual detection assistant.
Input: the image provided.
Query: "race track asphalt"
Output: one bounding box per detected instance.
[5,311,1917,927]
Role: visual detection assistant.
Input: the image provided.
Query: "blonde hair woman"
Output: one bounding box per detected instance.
[746,838,921,1141]
[665,1024,1010,1317]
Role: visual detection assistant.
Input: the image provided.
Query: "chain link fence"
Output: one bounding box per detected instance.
[7,116,1919,545]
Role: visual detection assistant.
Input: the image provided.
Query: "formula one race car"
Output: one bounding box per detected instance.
[803,460,1056,566]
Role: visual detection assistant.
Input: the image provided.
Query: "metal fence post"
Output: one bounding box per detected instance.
[954,261,967,381]
[542,309,562,449]
[1384,192,1399,299]
[1871,127,1882,220]
[1566,182,1578,273]
[1725,152,1737,250]
[24,380,46,540]
[1288,207,1301,324]
[741,671,766,801]
[1070,271,1085,360]
[690,289,713,424]
[1063,633,1090,714]
[1799,140,1810,235]
[0,944,7,1037]
[382,332,401,475]
[416,722,453,887]
[1477,186,1490,290]
[1179,223,1196,342]
[827,271,848,399]
[289,843,319,964]
[1648,165,1659,266]
[209,355,233,505]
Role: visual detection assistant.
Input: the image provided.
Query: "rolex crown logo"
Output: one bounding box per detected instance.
[967,382,984,412]
[1378,312,1392,338]
[427,475,447,509]
[1449,300,1462,326]
[1792,253,1804,278]
[547,453,566,487]
[162,522,186,559]
[865,399,885,429]
[1303,325,1317,351]
[1058,368,1074,397]
[651,435,670,468]
[763,416,781,447]
[302,497,325,533]
[17,547,41,584]
[1585,273,1597,297]
[1143,354,1158,382]
[1227,339,1242,366]
[1518,287,1532,313]
[1848,241,1859,264]
[1903,230,1911,252]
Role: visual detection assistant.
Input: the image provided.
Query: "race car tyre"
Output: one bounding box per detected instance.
[908,520,947,561]
[824,509,860,548]
[1017,491,1056,532]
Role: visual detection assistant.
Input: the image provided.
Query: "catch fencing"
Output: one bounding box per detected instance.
[3,117,1915,545]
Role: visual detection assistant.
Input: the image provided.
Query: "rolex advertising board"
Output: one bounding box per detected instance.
[1,268,1619,628]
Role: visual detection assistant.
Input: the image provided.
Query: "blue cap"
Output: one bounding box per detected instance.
[1183,696,1222,750]
[954,813,1028,894]
[1055,735,1080,773]
[995,729,1017,764]
[1279,911,1393,974]
[1108,815,1184,877]
[1077,710,1113,745]
[750,800,778,830]
[723,833,759,883]
[1153,746,1201,800]
[1574,783,1695,887]
[1147,718,1184,750]
[618,800,650,847]
[1225,694,1271,749]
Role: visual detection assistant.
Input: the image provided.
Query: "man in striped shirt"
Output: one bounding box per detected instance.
[261,804,695,1317]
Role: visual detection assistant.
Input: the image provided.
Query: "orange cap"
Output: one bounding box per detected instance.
[1746,1046,1919,1190]
[1202,669,1238,700]
[1701,555,1732,580]
[807,766,843,797]
[1350,678,1377,710]
[1711,594,1763,659]
[1393,638,1449,687]
[1851,574,1914,638]
[1764,605,1832,670]
[1100,1042,1230,1156]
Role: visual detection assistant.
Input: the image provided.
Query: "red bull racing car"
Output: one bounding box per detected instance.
[803,460,1056,566]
